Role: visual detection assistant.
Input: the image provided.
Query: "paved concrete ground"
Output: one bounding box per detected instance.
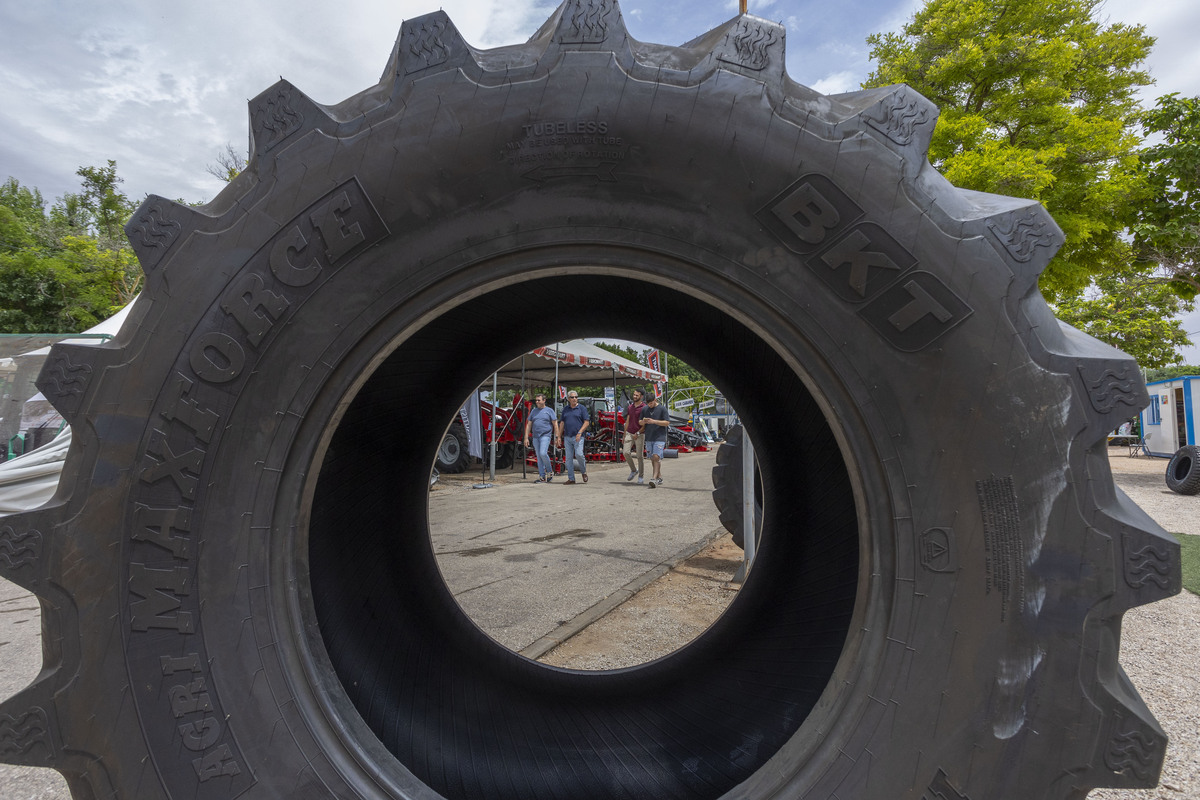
[0,579,51,799]
[430,450,725,655]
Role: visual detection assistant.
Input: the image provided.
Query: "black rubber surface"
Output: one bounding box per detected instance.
[310,278,859,799]
[1,1,1181,798]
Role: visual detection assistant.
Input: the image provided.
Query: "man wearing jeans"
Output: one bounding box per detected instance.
[523,394,557,483]
[641,393,670,487]
[557,391,590,485]
[622,388,647,484]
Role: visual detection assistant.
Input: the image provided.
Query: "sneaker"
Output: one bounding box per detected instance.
[582,473,588,483]
[637,477,644,484]
[626,470,637,482]
[563,480,576,485]
[534,478,545,484]
[647,479,655,489]
[655,478,664,486]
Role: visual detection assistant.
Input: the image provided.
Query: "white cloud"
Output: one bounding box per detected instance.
[810,71,863,96]
[0,0,550,205]
[1098,0,1200,101]
[2,0,1196,213]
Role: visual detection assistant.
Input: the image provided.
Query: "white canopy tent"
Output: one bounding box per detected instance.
[14,301,134,358]
[492,340,665,389]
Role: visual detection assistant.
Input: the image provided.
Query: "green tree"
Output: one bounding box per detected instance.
[592,341,644,365]
[0,178,48,239]
[865,0,1155,300]
[0,236,139,333]
[206,143,249,183]
[74,160,136,244]
[1133,93,1200,297]
[59,235,142,313]
[0,249,70,332]
[663,352,706,383]
[0,170,142,333]
[0,205,36,254]
[1053,263,1193,369]
[592,341,710,388]
[1145,364,1200,382]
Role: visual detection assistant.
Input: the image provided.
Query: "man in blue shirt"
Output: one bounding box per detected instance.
[557,391,591,484]
[523,394,557,482]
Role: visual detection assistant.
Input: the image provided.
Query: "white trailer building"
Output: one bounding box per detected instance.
[1139,375,1198,457]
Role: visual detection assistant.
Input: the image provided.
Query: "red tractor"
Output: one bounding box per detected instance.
[436,394,531,473]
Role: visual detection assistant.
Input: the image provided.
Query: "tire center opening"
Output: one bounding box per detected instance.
[426,360,750,669]
[307,273,861,800]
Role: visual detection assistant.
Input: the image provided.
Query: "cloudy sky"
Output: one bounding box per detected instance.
[2,0,1199,357]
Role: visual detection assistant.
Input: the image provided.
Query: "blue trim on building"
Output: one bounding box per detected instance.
[1186,380,1195,447]
[1146,375,1200,386]
[1138,377,1200,456]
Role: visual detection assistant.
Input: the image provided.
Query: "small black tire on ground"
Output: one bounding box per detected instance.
[435,421,471,473]
[711,424,762,549]
[1166,445,1200,495]
[3,2,1181,799]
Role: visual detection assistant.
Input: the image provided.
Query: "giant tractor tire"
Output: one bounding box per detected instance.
[0,2,1180,799]
[711,424,762,549]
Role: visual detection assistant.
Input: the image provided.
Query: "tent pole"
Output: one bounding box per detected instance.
[521,355,527,479]
[488,372,498,481]
[554,342,561,477]
[612,367,618,456]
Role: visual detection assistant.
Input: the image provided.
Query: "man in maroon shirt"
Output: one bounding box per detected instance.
[622,388,648,483]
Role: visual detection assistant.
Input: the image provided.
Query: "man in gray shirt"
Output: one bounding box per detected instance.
[640,394,670,487]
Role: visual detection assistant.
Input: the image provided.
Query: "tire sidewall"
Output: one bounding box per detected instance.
[1167,445,1200,494]
[114,66,1075,798]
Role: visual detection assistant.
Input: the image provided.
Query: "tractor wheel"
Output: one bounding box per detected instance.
[436,421,471,474]
[711,424,762,549]
[0,2,1179,799]
[493,441,516,470]
[1165,445,1200,495]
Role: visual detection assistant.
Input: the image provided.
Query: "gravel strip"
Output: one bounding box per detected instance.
[1090,451,1200,800]
[539,535,745,670]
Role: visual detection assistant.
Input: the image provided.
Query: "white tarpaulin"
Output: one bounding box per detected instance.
[0,301,135,517]
[0,425,72,515]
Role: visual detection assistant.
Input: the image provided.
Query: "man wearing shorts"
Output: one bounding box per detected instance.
[641,393,671,487]
[622,388,648,484]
